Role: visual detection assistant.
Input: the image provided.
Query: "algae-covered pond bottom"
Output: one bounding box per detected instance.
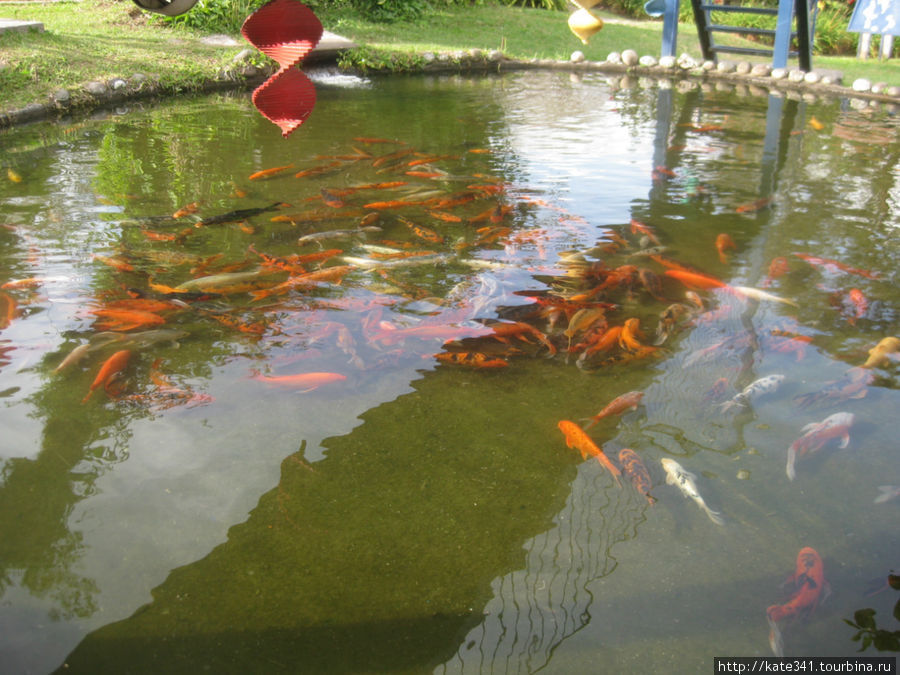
[0,70,898,673]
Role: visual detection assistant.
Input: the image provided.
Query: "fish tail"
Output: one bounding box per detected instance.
[705,505,725,525]
[580,417,598,430]
[786,447,797,481]
[767,617,784,657]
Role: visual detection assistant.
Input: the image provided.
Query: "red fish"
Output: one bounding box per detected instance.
[786,412,854,481]
[619,448,655,504]
[250,371,346,392]
[583,391,644,429]
[82,349,131,403]
[766,547,828,656]
[557,420,621,486]
[843,288,868,325]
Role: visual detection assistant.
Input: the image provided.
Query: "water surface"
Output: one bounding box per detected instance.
[1,70,899,674]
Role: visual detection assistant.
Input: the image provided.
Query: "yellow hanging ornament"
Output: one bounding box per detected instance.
[568,8,603,44]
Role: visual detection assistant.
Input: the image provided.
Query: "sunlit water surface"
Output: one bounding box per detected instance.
[1,70,899,674]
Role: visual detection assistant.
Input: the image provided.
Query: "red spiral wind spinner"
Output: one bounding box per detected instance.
[241,0,323,138]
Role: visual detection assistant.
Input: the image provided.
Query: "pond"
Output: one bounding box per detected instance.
[1,69,899,674]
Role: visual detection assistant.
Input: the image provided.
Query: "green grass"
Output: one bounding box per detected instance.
[1,0,899,116]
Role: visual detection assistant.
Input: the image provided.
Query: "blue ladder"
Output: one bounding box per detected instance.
[691,0,816,70]
[652,0,817,71]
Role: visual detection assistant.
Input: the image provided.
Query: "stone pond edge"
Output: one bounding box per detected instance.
[3,47,900,129]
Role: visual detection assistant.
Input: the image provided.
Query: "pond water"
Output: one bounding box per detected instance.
[1,69,899,674]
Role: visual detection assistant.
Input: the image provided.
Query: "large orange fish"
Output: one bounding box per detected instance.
[766,547,828,657]
[583,391,644,429]
[82,349,131,403]
[618,448,655,504]
[558,420,621,486]
[250,371,347,392]
[664,269,726,291]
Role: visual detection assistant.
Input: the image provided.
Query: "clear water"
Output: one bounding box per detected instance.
[0,70,898,674]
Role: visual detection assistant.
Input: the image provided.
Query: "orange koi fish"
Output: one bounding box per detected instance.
[82,349,131,403]
[715,233,737,263]
[664,269,727,291]
[251,371,347,392]
[91,308,167,332]
[583,391,644,429]
[141,229,178,242]
[793,253,880,279]
[843,288,868,325]
[619,318,645,351]
[793,367,872,410]
[172,201,201,219]
[786,412,854,481]
[1,292,20,329]
[630,219,661,245]
[619,448,655,504]
[736,196,773,213]
[558,420,622,485]
[362,199,421,210]
[766,547,827,657]
[761,256,790,287]
[2,277,43,290]
[248,164,295,180]
[428,210,462,223]
[398,216,444,244]
[92,254,135,273]
[434,351,508,368]
[320,188,345,209]
[293,161,341,178]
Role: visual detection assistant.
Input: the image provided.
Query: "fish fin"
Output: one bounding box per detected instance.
[705,507,725,526]
[839,432,850,449]
[580,417,597,430]
[800,421,819,434]
[665,472,676,486]
[786,447,797,481]
[768,617,784,658]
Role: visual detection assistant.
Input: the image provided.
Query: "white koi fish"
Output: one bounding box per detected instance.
[786,412,855,481]
[719,374,785,413]
[874,486,900,504]
[661,458,724,525]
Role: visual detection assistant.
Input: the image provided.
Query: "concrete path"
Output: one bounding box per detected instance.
[0,18,44,34]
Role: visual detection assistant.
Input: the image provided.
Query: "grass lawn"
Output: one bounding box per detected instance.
[1,0,899,115]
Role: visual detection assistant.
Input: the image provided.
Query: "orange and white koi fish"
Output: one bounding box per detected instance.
[248,164,295,180]
[583,391,644,430]
[82,349,131,403]
[250,371,347,392]
[715,233,736,263]
[557,420,622,485]
[862,336,900,369]
[619,448,655,504]
[660,458,723,525]
[786,412,854,481]
[766,547,828,657]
